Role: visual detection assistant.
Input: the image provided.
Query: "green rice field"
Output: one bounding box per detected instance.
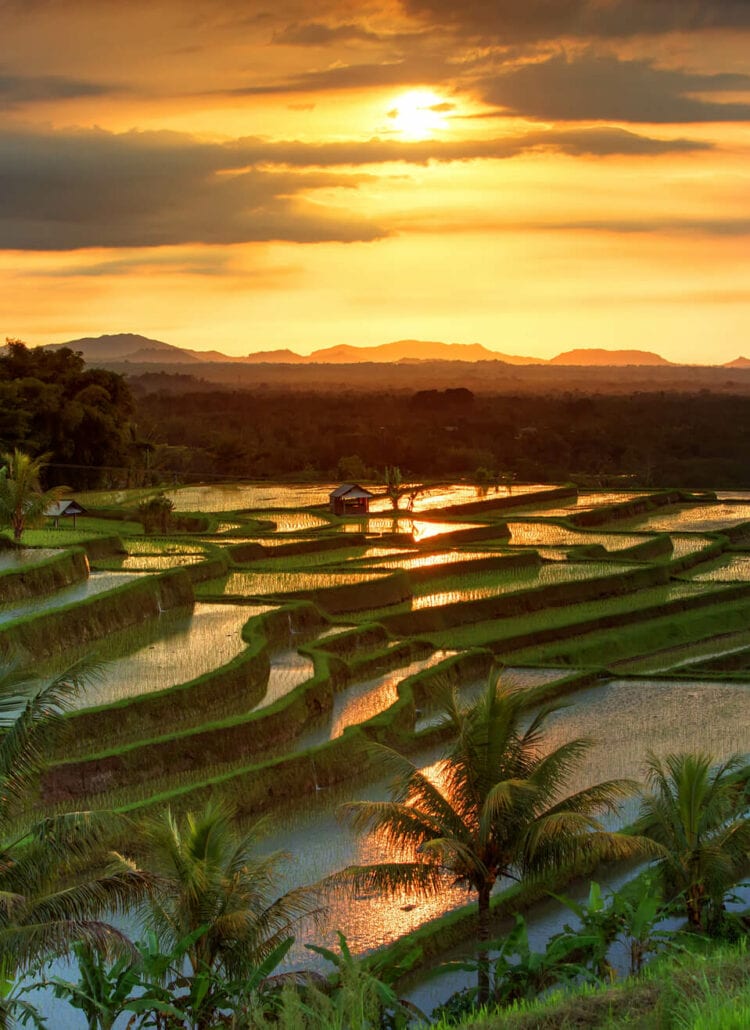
[9,479,750,1014]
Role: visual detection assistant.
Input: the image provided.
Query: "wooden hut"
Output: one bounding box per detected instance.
[45,499,86,528]
[329,483,374,515]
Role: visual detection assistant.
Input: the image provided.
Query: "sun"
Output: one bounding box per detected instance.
[388,89,449,140]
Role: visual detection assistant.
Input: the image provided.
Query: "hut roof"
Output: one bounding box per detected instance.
[329,483,375,501]
[45,499,86,517]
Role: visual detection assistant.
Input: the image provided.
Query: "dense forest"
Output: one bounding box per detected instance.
[3,341,750,489]
[0,340,136,487]
[135,385,750,489]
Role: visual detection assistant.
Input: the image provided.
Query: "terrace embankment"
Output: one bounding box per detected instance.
[502,584,750,667]
[54,601,327,756]
[438,484,576,516]
[0,569,194,663]
[567,489,689,527]
[285,569,412,614]
[378,563,669,636]
[42,631,448,805]
[0,547,89,603]
[228,534,368,563]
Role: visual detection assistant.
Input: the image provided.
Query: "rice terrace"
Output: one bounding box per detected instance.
[3,450,750,1026]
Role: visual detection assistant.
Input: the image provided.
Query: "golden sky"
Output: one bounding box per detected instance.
[2,0,750,362]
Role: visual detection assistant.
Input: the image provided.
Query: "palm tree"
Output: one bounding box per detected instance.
[339,678,648,1004]
[139,801,320,1027]
[634,751,750,932]
[0,449,65,543]
[0,664,155,1003]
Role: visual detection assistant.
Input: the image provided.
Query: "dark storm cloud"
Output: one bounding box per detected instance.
[0,124,708,251]
[402,0,750,43]
[0,69,117,105]
[0,129,385,250]
[479,53,750,123]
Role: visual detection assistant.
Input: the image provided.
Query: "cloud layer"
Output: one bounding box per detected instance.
[0,124,709,250]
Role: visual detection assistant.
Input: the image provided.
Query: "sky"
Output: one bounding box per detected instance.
[1,0,750,363]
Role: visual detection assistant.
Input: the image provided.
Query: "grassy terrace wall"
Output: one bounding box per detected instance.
[44,632,459,807]
[505,586,750,667]
[0,547,89,603]
[608,533,674,562]
[567,489,685,527]
[43,644,348,803]
[56,601,327,757]
[0,569,194,664]
[439,484,577,516]
[284,570,413,614]
[669,534,728,574]
[181,554,231,584]
[64,657,598,823]
[407,550,540,586]
[78,534,127,561]
[86,505,211,534]
[378,563,670,636]
[230,534,369,563]
[413,523,511,548]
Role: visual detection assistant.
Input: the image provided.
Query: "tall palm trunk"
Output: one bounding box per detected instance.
[686,882,706,930]
[477,882,492,1006]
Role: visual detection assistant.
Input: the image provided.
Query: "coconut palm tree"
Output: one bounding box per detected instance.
[339,678,649,1004]
[0,664,155,1017]
[139,801,320,1028]
[0,449,65,543]
[634,751,750,932]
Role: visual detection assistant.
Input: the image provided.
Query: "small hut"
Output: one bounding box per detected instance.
[45,499,86,529]
[329,483,374,516]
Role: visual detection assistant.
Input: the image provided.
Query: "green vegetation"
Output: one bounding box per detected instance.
[339,678,647,1005]
[0,450,64,543]
[0,340,137,490]
[0,665,153,988]
[634,751,750,931]
[0,463,749,1027]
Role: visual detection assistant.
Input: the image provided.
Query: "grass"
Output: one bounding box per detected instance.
[504,593,750,668]
[435,942,750,1029]
[422,581,710,650]
[2,527,112,547]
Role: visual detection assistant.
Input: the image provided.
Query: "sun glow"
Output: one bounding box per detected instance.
[389,89,448,139]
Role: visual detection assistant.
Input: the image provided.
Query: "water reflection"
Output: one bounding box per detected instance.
[29,603,270,709]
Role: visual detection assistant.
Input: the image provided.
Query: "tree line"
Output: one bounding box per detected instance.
[133,384,750,489]
[4,339,750,490]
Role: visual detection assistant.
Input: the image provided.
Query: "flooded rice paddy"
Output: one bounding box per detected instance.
[0,547,61,571]
[0,570,141,627]
[15,481,750,1021]
[218,568,391,596]
[507,522,651,549]
[410,561,641,609]
[31,603,270,709]
[250,648,316,711]
[261,672,750,966]
[608,502,750,534]
[685,552,750,581]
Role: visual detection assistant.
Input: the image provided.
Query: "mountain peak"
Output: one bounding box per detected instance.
[549,348,673,367]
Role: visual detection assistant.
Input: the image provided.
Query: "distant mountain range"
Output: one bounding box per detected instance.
[44,333,728,367]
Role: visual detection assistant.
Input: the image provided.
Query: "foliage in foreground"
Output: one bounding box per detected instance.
[339,677,649,1004]
[634,751,750,932]
[0,451,65,543]
[430,939,750,1030]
